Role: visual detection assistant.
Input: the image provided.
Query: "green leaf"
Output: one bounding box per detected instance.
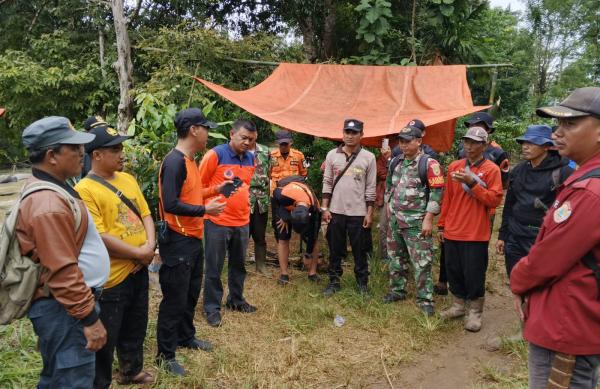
[431,0,442,4]
[366,8,381,24]
[442,0,454,4]
[440,4,454,16]
[208,131,228,140]
[364,32,376,43]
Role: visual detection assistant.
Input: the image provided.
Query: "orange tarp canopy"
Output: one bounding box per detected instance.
[194,63,488,151]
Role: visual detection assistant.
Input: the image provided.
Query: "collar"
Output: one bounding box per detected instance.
[563,153,600,186]
[336,144,362,155]
[32,167,81,199]
[465,157,485,168]
[226,143,249,161]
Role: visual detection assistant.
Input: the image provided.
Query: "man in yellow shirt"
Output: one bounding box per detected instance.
[75,123,155,388]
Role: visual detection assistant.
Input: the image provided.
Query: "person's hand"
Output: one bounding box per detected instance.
[136,241,155,264]
[421,216,433,237]
[496,240,505,255]
[513,293,525,321]
[322,209,332,223]
[276,219,288,234]
[205,197,227,216]
[363,213,373,228]
[381,147,391,159]
[451,170,474,185]
[436,231,445,243]
[83,319,107,352]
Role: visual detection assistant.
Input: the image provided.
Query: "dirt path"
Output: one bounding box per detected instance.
[391,286,518,389]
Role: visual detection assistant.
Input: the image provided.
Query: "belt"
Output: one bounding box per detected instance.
[91,287,103,300]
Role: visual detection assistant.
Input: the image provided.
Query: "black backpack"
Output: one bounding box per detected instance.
[276,175,306,188]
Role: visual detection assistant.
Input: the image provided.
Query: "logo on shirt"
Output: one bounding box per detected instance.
[553,201,572,223]
[224,169,234,179]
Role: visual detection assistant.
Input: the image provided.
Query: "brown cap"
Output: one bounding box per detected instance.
[462,126,488,143]
[537,87,600,119]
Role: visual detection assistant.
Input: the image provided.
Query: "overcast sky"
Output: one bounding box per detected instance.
[489,0,526,12]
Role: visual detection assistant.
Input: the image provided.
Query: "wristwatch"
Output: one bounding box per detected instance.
[319,206,329,212]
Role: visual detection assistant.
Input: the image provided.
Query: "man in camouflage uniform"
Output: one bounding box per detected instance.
[384,122,445,316]
[248,138,271,274]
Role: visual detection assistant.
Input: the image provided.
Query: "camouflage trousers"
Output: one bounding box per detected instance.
[386,216,434,307]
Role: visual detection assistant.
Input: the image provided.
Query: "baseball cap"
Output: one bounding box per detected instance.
[462,126,488,143]
[465,112,494,132]
[515,125,554,146]
[398,119,425,140]
[290,205,310,234]
[22,116,96,151]
[275,129,293,144]
[85,123,131,153]
[83,115,109,132]
[343,119,364,132]
[174,108,217,132]
[536,87,600,119]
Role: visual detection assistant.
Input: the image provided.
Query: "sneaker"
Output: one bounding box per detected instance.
[179,337,214,352]
[225,301,257,313]
[323,282,341,296]
[433,282,448,296]
[206,311,222,327]
[307,274,321,283]
[158,358,186,376]
[420,305,435,317]
[382,291,406,303]
[277,274,290,285]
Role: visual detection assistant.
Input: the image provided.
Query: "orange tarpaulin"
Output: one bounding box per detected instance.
[194,63,489,151]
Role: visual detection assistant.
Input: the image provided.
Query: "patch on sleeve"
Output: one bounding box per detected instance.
[427,160,445,188]
[553,201,572,223]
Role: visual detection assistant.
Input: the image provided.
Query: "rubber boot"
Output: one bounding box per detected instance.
[440,296,466,320]
[255,244,268,274]
[464,297,484,332]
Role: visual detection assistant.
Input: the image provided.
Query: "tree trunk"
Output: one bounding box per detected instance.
[99,28,107,78]
[322,0,336,60]
[298,18,319,63]
[111,0,134,133]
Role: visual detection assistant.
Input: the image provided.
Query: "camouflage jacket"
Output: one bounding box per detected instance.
[385,152,444,229]
[249,143,271,214]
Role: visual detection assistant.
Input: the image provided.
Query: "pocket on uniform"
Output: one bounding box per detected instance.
[160,255,193,268]
[55,345,95,369]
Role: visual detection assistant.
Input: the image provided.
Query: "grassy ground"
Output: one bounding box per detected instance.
[0,177,530,388]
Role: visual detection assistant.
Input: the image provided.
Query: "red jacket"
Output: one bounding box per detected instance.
[510,153,600,355]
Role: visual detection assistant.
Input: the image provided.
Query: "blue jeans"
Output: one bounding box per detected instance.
[529,343,600,389]
[28,298,96,389]
[203,220,249,314]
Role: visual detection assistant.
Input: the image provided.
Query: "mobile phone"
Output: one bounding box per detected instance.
[220,176,243,197]
[382,138,389,149]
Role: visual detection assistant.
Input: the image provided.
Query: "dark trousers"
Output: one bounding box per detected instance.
[250,203,268,262]
[444,239,489,300]
[203,220,249,314]
[504,235,534,277]
[438,242,447,283]
[157,235,204,360]
[28,298,96,389]
[94,268,149,389]
[326,213,369,285]
[528,343,600,389]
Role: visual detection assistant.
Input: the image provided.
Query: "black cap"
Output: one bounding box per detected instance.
[22,116,96,151]
[537,87,600,119]
[398,119,425,140]
[275,129,293,144]
[84,116,108,132]
[465,112,494,132]
[85,124,131,153]
[174,108,217,133]
[343,118,363,132]
[291,205,310,233]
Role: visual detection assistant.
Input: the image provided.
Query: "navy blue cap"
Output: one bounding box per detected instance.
[515,125,554,146]
[174,108,217,133]
[85,124,131,153]
[343,119,364,132]
[275,129,293,144]
[465,112,494,132]
[398,119,425,140]
[22,116,95,150]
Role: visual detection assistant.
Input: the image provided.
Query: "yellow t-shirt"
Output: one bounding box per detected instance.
[75,172,151,289]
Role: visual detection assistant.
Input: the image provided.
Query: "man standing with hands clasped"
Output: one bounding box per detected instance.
[321,119,376,296]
